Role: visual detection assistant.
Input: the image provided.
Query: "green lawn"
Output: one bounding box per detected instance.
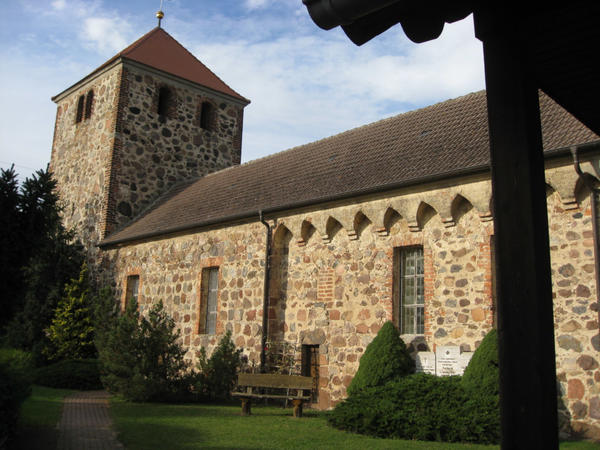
[109,399,600,450]
[12,385,76,449]
[12,388,600,449]
[110,399,497,450]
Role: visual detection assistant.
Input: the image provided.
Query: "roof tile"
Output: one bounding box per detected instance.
[101,90,599,246]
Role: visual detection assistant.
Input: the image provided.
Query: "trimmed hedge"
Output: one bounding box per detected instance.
[329,373,499,444]
[0,348,34,444]
[462,328,499,397]
[346,321,414,396]
[35,359,102,390]
[330,328,501,445]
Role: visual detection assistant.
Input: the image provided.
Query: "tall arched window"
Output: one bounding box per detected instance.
[200,101,214,130]
[157,86,173,117]
[84,90,94,120]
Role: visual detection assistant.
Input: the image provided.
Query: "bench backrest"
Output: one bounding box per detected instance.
[237,373,313,390]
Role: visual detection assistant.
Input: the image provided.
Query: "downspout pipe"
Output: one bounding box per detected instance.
[259,210,272,372]
[570,146,600,302]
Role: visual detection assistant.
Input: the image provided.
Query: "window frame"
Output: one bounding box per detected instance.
[198,267,219,335]
[394,246,425,335]
[123,274,140,311]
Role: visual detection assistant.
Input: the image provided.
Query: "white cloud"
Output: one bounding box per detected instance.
[1,3,485,178]
[187,15,484,162]
[245,0,270,9]
[81,17,129,55]
[51,0,67,11]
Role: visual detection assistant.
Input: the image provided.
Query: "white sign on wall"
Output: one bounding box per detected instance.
[415,351,436,374]
[457,352,474,374]
[436,346,461,376]
[415,346,474,376]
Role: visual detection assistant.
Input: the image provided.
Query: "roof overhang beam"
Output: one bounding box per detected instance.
[302,0,472,44]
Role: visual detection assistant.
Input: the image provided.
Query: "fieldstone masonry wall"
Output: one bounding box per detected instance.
[50,61,246,265]
[549,189,600,437]
[101,165,600,437]
[109,63,245,234]
[50,67,122,267]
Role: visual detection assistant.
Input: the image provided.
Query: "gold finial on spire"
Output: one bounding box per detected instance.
[156,0,165,27]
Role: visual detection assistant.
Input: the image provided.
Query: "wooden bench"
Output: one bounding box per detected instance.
[231,373,313,417]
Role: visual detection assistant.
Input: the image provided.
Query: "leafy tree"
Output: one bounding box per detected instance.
[45,263,96,361]
[346,321,414,396]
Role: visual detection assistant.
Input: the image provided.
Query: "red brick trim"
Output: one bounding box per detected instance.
[102,66,129,238]
[233,107,244,164]
[317,268,334,303]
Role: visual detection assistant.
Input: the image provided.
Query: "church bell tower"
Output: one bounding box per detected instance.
[49,24,250,266]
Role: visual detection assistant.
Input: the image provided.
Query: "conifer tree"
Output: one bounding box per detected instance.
[0,166,24,328]
[45,263,96,361]
[346,321,414,396]
[97,299,193,401]
[3,166,83,363]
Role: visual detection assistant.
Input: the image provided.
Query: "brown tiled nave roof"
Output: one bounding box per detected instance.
[101,91,599,246]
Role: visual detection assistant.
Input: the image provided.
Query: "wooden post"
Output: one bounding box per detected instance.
[292,399,303,418]
[241,398,251,416]
[475,9,559,449]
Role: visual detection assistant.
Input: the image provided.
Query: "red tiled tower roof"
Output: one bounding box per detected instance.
[53,27,249,103]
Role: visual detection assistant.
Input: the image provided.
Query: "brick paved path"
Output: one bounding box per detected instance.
[57,390,124,450]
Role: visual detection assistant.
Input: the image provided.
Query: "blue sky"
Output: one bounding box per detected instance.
[0,0,485,181]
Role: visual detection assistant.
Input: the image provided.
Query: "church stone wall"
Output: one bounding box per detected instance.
[50,66,122,266]
[107,63,245,235]
[548,189,600,437]
[101,166,600,437]
[103,176,498,410]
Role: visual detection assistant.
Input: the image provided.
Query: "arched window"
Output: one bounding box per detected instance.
[75,95,85,123]
[200,101,214,130]
[157,86,173,117]
[84,90,94,120]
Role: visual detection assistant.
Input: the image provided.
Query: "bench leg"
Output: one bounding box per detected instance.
[241,398,252,416]
[292,399,303,418]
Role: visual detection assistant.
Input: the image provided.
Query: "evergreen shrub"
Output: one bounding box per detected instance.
[0,348,34,444]
[196,330,242,401]
[346,321,414,396]
[329,373,499,444]
[45,263,97,361]
[462,328,499,397]
[329,328,501,444]
[35,359,102,390]
[97,298,195,402]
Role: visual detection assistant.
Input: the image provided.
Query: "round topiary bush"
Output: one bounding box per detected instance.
[462,328,499,397]
[346,321,414,396]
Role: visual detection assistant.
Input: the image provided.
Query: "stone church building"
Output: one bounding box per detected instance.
[49,27,599,437]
